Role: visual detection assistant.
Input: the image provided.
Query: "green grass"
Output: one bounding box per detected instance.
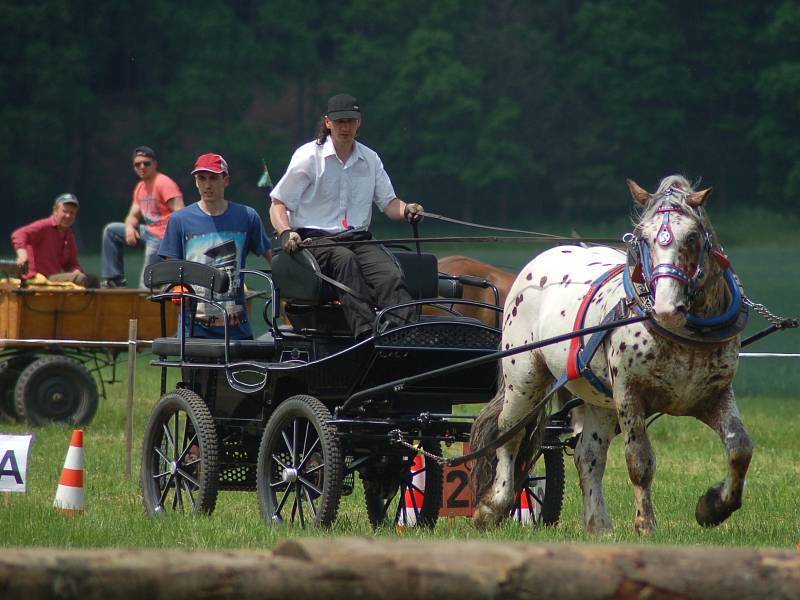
[1,349,797,551]
[2,220,799,551]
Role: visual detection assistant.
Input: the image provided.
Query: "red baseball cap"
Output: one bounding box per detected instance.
[191,153,229,175]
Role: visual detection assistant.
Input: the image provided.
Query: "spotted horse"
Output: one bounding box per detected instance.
[470,175,752,535]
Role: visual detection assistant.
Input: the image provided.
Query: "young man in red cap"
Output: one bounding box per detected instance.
[269,93,424,340]
[159,153,272,339]
[100,146,184,288]
[11,193,98,287]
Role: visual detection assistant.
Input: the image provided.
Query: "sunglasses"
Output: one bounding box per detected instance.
[134,160,153,168]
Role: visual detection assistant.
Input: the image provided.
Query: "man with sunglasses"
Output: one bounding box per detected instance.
[100,146,184,287]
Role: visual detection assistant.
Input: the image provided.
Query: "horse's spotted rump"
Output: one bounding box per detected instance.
[526,273,533,280]
[512,307,517,317]
[561,274,570,285]
[560,310,566,317]
[540,276,547,286]
[515,293,524,306]
[619,342,627,351]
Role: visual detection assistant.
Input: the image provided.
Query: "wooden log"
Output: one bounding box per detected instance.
[0,539,797,600]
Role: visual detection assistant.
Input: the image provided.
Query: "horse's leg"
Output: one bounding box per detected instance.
[694,392,753,527]
[573,405,617,533]
[474,356,550,528]
[614,390,657,535]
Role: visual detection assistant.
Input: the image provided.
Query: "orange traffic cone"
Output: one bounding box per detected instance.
[397,454,425,527]
[54,429,84,515]
[513,487,534,524]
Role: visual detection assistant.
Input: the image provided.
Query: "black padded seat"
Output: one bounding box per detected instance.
[152,333,276,359]
[272,248,439,304]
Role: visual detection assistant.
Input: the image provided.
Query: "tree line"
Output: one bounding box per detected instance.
[2,0,798,250]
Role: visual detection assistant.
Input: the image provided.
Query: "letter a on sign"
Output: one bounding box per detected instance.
[0,434,34,493]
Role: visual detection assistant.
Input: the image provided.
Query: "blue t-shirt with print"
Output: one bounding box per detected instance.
[158,201,271,339]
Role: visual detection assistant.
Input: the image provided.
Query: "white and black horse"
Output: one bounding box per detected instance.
[470,175,752,535]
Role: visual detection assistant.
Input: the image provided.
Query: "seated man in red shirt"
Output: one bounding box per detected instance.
[11,193,99,288]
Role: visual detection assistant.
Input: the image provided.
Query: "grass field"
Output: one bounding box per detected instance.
[2,215,799,551]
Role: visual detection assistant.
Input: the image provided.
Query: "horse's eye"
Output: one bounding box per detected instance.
[685,233,699,246]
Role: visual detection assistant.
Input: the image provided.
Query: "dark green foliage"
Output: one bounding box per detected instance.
[0,0,795,252]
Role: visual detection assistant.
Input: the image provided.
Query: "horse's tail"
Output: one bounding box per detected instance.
[469,371,549,505]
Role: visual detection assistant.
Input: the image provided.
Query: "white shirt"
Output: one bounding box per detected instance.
[271,137,396,233]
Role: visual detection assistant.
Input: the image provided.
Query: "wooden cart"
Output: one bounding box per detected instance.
[0,283,177,425]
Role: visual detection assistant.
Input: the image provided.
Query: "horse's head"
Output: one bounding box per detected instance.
[627,175,724,330]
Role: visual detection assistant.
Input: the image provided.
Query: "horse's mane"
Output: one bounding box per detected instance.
[632,174,719,246]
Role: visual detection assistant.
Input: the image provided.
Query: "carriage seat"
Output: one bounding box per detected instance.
[144,260,276,360]
[151,333,276,359]
[271,249,439,303]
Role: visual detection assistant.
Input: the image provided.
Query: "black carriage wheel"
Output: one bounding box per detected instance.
[511,440,565,526]
[140,388,219,516]
[0,357,32,422]
[256,395,344,528]
[13,355,98,426]
[364,440,443,529]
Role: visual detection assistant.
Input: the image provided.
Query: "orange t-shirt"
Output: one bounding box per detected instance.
[133,172,182,238]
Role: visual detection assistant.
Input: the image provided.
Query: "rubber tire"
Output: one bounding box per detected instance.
[14,355,98,425]
[0,357,31,422]
[512,441,565,526]
[140,388,219,516]
[364,440,443,529]
[256,395,344,528]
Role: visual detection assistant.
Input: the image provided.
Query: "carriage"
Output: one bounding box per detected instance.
[140,247,572,527]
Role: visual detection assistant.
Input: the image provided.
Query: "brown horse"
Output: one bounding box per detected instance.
[434,256,516,327]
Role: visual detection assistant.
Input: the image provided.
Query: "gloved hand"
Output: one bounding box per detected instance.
[279,229,302,254]
[404,202,424,224]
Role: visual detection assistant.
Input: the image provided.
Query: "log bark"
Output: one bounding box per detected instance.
[0,538,797,600]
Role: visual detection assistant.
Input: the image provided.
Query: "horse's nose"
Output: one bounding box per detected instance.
[652,300,687,330]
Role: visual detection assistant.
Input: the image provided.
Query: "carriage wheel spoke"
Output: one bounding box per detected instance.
[297,437,321,470]
[172,413,181,462]
[158,473,176,507]
[176,468,200,489]
[296,476,322,497]
[302,485,318,519]
[296,481,306,527]
[181,478,197,509]
[304,462,325,476]
[178,433,198,463]
[162,422,177,458]
[281,430,295,464]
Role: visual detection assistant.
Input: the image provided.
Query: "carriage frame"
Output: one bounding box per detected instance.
[140,249,573,527]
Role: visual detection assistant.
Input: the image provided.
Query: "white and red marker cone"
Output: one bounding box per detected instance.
[397,454,426,527]
[54,429,85,515]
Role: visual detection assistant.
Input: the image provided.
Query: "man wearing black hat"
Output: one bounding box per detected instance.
[11,193,99,287]
[100,146,184,288]
[269,93,424,340]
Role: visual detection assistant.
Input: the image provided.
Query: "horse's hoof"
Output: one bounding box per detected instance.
[695,484,735,527]
[585,513,613,534]
[634,519,656,536]
[472,505,502,530]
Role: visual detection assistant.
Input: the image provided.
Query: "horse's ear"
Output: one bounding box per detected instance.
[687,187,712,207]
[627,179,651,206]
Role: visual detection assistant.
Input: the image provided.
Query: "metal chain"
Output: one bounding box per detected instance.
[743,296,799,328]
[388,429,449,465]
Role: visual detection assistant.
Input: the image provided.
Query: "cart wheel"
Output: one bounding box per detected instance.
[0,359,26,422]
[13,355,98,426]
[256,395,344,527]
[511,441,565,526]
[140,388,219,516]
[364,440,443,529]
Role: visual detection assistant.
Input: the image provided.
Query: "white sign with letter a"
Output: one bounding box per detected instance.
[0,434,34,493]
